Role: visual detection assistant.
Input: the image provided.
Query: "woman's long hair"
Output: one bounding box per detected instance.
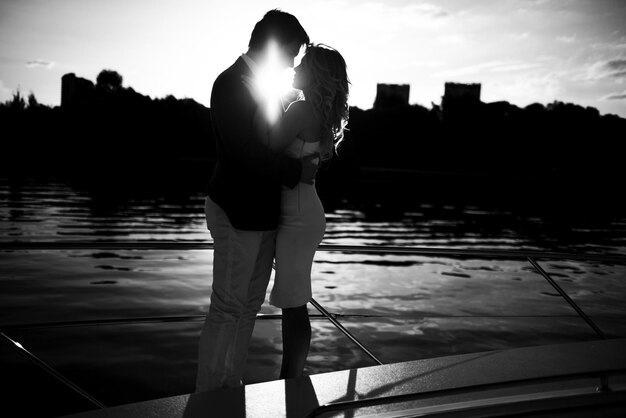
[300,44,350,161]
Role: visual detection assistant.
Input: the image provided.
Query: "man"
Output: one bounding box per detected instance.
[196,9,316,392]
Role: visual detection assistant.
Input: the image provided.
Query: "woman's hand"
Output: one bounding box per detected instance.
[242,74,283,126]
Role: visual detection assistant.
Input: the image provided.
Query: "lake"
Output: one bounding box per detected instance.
[1,173,625,417]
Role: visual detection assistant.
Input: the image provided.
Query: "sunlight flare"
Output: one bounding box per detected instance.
[255,40,295,125]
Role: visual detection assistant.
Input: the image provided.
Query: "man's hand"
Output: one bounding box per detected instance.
[300,153,320,185]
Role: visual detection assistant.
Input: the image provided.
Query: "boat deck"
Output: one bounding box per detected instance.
[62,338,626,417]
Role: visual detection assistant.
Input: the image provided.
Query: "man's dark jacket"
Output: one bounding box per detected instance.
[207,57,301,231]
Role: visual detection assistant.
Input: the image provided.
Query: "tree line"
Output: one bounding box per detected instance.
[1,69,624,204]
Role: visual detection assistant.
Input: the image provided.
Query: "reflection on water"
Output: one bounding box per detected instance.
[1,176,626,415]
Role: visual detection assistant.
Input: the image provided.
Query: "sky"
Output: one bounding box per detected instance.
[1,0,626,117]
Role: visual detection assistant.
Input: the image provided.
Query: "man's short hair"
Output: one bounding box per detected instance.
[248,9,309,50]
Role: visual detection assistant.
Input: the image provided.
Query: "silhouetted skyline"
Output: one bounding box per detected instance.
[2,68,625,200]
[1,1,626,117]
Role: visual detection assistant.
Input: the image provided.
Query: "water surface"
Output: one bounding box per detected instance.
[1,176,625,416]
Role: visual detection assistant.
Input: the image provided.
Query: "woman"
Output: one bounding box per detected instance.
[244,43,350,379]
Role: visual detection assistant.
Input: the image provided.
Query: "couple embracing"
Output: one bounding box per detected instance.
[195,9,350,392]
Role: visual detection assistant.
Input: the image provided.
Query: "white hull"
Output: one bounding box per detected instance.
[63,338,626,417]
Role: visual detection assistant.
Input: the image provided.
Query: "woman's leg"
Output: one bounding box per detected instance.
[279,304,311,379]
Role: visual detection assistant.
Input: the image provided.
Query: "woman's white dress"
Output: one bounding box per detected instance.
[270,138,326,308]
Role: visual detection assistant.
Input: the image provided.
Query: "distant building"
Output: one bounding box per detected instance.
[374,83,410,108]
[61,73,94,108]
[442,82,482,120]
[443,82,481,102]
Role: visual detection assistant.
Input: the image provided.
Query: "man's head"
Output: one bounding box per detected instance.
[248,9,309,69]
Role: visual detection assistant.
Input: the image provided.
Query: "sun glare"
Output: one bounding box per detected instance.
[255,40,296,125]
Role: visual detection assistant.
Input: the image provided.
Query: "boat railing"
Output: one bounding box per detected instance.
[306,367,626,418]
[2,241,625,412]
